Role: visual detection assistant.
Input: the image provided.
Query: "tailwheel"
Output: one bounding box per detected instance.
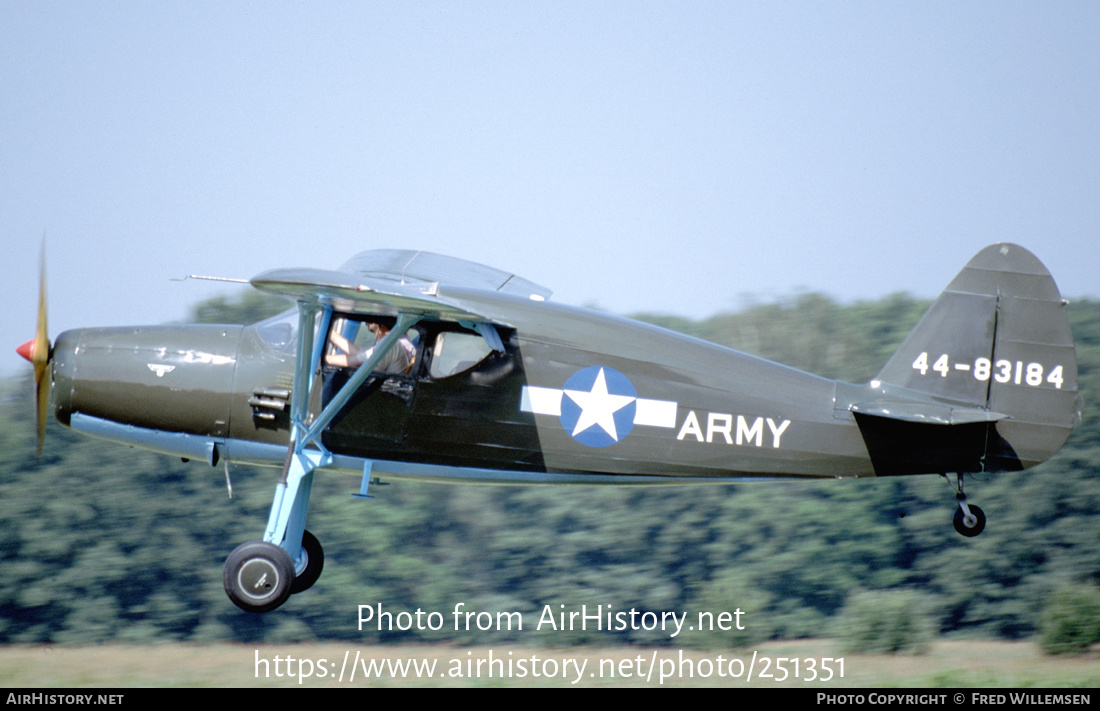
[953,503,986,537]
[224,540,295,613]
[290,530,324,594]
[944,473,986,537]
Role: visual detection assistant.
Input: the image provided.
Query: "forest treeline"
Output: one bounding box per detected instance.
[1,291,1097,650]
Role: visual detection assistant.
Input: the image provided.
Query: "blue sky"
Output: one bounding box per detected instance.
[3,2,1099,377]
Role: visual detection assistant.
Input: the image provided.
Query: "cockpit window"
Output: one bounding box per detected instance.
[256,309,298,353]
[429,330,493,378]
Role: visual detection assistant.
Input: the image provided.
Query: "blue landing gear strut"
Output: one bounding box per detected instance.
[223,447,328,613]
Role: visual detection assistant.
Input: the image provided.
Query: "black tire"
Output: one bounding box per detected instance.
[290,530,324,594]
[953,504,986,537]
[223,540,295,613]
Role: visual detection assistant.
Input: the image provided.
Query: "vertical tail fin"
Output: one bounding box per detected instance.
[870,243,1080,472]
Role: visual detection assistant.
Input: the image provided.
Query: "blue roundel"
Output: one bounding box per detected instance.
[559,366,638,447]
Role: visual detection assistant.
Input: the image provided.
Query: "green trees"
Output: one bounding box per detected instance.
[0,293,1096,651]
[1039,583,1100,655]
[831,589,936,655]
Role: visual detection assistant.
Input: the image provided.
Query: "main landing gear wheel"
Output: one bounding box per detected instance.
[290,530,324,594]
[953,504,986,537]
[224,540,295,613]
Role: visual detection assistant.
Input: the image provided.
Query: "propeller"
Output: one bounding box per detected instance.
[15,244,51,457]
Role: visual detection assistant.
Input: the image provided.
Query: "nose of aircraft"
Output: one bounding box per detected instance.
[50,325,244,440]
[15,339,36,362]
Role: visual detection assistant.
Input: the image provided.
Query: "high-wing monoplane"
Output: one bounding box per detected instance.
[17,244,1081,612]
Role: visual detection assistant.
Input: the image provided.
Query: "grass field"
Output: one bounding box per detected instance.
[2,639,1098,688]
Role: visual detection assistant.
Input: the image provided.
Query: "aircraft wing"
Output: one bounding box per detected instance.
[250,249,551,324]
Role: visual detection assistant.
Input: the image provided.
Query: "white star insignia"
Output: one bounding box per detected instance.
[563,367,636,441]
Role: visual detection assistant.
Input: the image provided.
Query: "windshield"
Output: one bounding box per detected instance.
[255,309,299,353]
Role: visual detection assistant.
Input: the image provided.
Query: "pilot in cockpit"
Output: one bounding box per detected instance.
[325,317,415,374]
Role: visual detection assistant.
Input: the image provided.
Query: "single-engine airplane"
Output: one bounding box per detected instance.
[17,244,1081,613]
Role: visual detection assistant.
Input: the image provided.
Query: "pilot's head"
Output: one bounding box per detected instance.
[367,316,397,337]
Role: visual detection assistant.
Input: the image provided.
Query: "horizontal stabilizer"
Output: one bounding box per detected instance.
[850,400,1007,426]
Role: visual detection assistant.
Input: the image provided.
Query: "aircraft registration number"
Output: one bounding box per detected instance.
[911,352,1065,389]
